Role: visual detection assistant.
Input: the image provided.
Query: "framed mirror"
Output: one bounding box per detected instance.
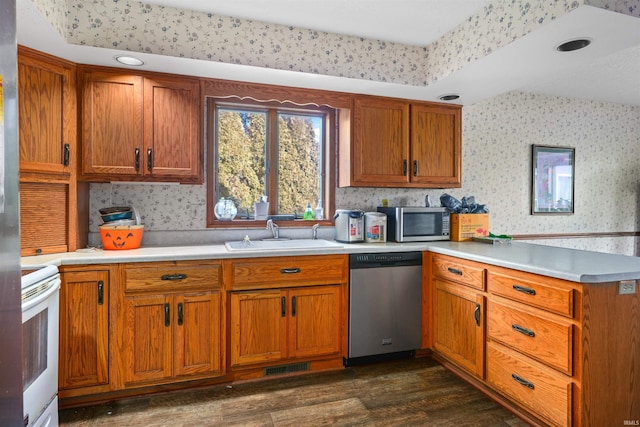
[531,145,575,214]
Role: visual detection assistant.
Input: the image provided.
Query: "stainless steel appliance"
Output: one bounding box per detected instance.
[377,206,450,242]
[345,252,422,365]
[0,2,25,425]
[22,265,60,427]
[334,209,364,243]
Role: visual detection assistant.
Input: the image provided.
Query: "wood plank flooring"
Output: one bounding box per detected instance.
[59,357,530,426]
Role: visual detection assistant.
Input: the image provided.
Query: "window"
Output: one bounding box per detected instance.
[207,98,335,226]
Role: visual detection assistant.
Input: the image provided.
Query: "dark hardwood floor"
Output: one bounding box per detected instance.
[59,357,530,426]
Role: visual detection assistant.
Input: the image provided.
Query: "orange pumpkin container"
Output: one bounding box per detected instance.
[99,225,144,250]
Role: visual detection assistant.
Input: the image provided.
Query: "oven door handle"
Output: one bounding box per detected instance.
[22,278,61,312]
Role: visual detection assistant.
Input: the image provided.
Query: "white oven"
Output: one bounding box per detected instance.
[22,265,61,427]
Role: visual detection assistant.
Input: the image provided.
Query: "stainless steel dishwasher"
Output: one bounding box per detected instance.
[345,251,422,366]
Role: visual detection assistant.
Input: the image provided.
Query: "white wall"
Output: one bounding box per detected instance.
[90,91,640,255]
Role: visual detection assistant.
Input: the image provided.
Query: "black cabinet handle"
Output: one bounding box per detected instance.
[413,160,418,176]
[97,280,104,305]
[448,267,463,276]
[147,148,153,171]
[135,147,140,171]
[164,303,170,327]
[512,323,535,337]
[63,143,70,167]
[161,274,187,281]
[177,302,183,326]
[281,296,286,317]
[292,296,297,317]
[280,268,301,274]
[511,373,535,389]
[474,303,481,327]
[513,284,536,296]
[403,159,408,176]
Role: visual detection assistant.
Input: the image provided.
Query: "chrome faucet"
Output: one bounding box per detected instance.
[266,219,279,239]
[312,223,320,240]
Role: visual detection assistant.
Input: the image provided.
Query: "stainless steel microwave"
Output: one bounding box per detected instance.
[376,206,450,242]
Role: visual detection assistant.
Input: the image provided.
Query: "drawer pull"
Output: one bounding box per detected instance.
[512,323,535,337]
[161,273,187,281]
[513,284,536,295]
[280,268,301,274]
[511,373,535,389]
[447,267,463,276]
[474,303,481,327]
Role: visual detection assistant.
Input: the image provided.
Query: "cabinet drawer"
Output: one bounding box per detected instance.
[124,262,221,293]
[432,254,485,290]
[488,269,574,317]
[228,255,347,290]
[486,342,572,427]
[488,299,573,375]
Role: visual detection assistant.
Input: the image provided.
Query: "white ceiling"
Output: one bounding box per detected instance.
[16,0,640,106]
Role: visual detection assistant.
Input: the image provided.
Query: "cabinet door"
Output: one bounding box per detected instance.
[230,290,286,367]
[122,294,173,385]
[18,50,74,176]
[352,96,410,185]
[81,71,143,177]
[433,278,485,378]
[410,104,461,186]
[288,285,342,359]
[59,269,109,389]
[173,292,222,378]
[144,77,201,182]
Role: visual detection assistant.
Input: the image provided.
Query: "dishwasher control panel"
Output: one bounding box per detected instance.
[350,251,422,268]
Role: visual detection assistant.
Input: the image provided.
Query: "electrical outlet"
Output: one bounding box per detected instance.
[619,281,637,295]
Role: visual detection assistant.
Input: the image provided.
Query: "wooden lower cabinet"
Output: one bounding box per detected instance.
[226,255,348,378]
[430,254,640,427]
[433,278,485,378]
[58,266,112,398]
[230,285,342,368]
[116,261,223,389]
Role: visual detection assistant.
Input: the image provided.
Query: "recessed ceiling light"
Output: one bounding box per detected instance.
[556,38,591,52]
[115,55,144,66]
[438,94,460,101]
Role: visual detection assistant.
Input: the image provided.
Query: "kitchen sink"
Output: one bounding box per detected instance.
[225,239,343,251]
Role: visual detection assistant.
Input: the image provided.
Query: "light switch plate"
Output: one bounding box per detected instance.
[619,281,636,295]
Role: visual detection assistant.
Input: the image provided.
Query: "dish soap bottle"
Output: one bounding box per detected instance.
[315,199,323,220]
[303,202,314,220]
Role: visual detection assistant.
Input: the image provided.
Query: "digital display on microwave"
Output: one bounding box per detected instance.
[403,213,441,236]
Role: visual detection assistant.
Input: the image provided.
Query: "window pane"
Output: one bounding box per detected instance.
[216,108,267,215]
[277,113,324,216]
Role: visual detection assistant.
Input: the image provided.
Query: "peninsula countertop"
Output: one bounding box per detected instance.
[21,240,640,284]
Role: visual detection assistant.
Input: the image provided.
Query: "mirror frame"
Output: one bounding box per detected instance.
[531,145,575,215]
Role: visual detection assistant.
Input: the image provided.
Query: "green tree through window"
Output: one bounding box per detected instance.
[214,103,326,220]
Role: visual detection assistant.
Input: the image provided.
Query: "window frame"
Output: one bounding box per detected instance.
[206,96,337,228]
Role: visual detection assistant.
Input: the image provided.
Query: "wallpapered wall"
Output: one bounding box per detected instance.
[89,91,640,255]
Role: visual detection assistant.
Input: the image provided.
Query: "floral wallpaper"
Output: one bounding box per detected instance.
[30,0,606,87]
[89,91,640,255]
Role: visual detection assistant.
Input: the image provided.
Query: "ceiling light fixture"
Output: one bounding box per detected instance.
[556,38,591,52]
[438,94,460,101]
[115,55,145,66]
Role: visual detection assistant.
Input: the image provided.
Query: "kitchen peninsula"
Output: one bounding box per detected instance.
[23,241,640,427]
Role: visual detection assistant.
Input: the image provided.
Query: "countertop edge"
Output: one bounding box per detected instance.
[21,240,640,284]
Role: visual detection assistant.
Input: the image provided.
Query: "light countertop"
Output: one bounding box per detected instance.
[21,240,640,284]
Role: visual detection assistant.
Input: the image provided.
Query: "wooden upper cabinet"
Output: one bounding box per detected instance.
[410,103,461,187]
[79,67,202,183]
[351,96,410,185]
[18,46,75,176]
[342,95,461,188]
[81,71,143,177]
